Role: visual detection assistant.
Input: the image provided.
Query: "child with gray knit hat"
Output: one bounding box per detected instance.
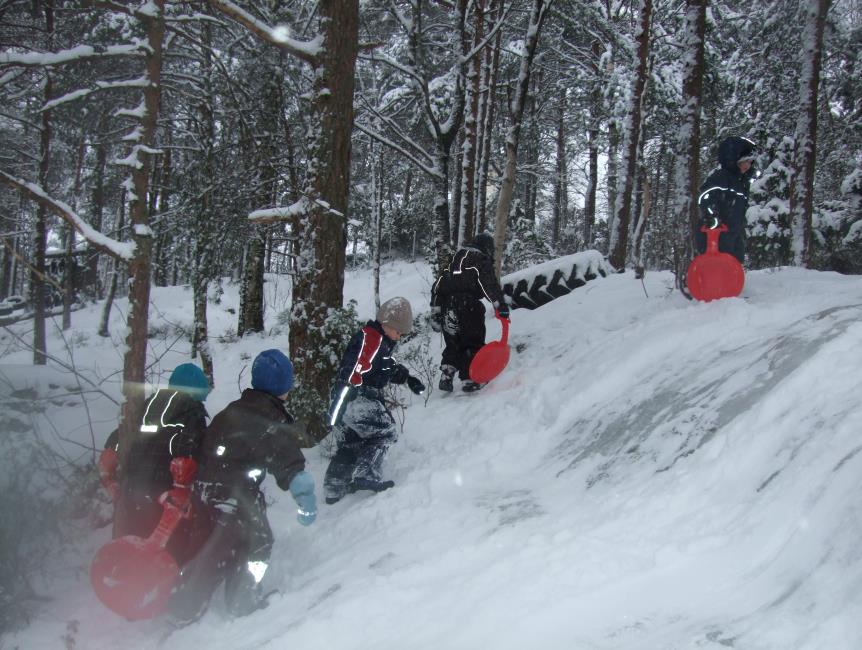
[324,297,425,504]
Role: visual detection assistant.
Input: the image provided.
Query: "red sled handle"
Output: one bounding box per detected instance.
[700,223,728,254]
[495,312,510,345]
[147,457,198,550]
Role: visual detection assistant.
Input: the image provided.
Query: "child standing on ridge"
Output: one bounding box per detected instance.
[430,232,510,392]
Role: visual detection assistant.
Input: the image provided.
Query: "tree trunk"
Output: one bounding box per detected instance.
[32,0,54,365]
[552,87,567,247]
[238,232,266,335]
[373,145,382,310]
[608,0,653,271]
[672,0,707,285]
[606,117,620,243]
[98,193,125,338]
[633,174,651,279]
[118,0,165,469]
[407,0,467,272]
[288,0,359,439]
[493,0,551,277]
[458,0,485,244]
[451,130,463,247]
[89,134,107,300]
[790,0,831,267]
[191,24,217,386]
[476,0,501,234]
[584,39,602,249]
[62,133,87,329]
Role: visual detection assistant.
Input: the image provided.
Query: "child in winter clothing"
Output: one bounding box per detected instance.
[430,232,510,392]
[324,297,425,505]
[169,349,317,622]
[99,362,210,564]
[696,136,757,264]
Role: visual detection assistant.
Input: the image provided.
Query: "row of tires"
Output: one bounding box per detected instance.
[501,251,611,311]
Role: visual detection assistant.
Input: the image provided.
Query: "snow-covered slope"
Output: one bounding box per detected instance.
[5,263,862,649]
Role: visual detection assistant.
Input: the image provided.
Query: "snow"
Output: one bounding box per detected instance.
[4,260,862,649]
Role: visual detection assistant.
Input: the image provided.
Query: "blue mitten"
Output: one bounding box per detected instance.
[289,471,317,526]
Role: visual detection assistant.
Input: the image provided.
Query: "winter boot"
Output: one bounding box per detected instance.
[348,477,395,493]
[461,380,484,393]
[438,365,456,392]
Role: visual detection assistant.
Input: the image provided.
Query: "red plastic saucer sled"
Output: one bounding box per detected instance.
[469,314,511,384]
[686,225,745,302]
[90,457,197,620]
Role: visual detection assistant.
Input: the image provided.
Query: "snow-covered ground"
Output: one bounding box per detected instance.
[3,261,862,649]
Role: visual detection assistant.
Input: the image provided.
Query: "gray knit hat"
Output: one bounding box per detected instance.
[376,297,413,334]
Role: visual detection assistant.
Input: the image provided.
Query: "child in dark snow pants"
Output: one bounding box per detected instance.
[324,297,425,505]
[430,232,510,392]
[168,350,317,624]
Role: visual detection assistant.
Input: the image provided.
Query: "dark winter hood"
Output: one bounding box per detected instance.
[718,136,757,174]
[471,233,495,258]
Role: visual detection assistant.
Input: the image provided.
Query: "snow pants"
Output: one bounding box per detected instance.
[441,293,487,379]
[324,391,397,502]
[168,487,273,624]
[695,226,745,264]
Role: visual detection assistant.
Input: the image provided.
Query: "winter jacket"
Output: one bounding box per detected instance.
[197,388,306,498]
[431,246,506,311]
[105,389,208,496]
[697,136,756,234]
[329,320,409,426]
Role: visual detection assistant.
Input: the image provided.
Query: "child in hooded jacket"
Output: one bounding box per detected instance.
[696,136,758,264]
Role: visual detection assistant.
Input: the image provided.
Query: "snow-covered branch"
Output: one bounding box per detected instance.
[361,51,424,86]
[459,2,514,65]
[354,121,442,179]
[206,0,322,63]
[0,170,136,260]
[248,196,310,224]
[41,76,149,112]
[0,43,146,67]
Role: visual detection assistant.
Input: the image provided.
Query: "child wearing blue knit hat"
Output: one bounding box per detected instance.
[251,349,294,397]
[169,363,211,401]
[99,362,209,566]
[171,349,316,622]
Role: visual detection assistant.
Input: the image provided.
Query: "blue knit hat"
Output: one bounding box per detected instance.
[168,363,210,402]
[252,349,294,396]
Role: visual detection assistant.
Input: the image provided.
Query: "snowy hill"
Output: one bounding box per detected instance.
[4,262,862,649]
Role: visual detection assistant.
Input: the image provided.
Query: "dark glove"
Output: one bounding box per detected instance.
[407,375,425,395]
[430,306,443,333]
[391,363,410,384]
[496,302,510,319]
[706,215,721,230]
